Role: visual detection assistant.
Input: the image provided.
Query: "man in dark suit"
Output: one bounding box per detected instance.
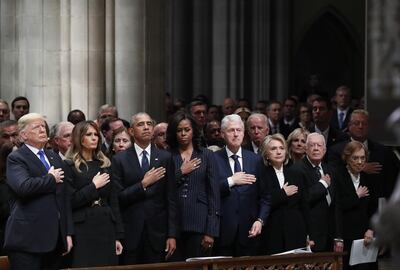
[244,113,269,154]
[279,97,300,138]
[330,86,353,132]
[328,109,400,199]
[310,96,348,150]
[293,132,337,252]
[112,112,179,264]
[214,114,270,256]
[4,113,73,270]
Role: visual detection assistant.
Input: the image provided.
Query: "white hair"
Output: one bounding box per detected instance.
[221,114,244,131]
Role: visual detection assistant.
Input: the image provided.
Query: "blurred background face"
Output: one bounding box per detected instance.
[312,100,330,125]
[265,139,286,167]
[206,121,222,142]
[12,100,29,121]
[348,113,369,141]
[306,135,326,163]
[191,105,207,128]
[347,148,366,174]
[55,124,74,155]
[153,123,168,149]
[335,89,351,109]
[0,103,10,122]
[283,99,296,119]
[247,117,269,145]
[113,131,132,153]
[299,105,312,124]
[0,124,18,146]
[290,133,307,156]
[223,98,236,115]
[267,103,281,123]
[176,119,193,148]
[207,106,220,122]
[82,125,99,151]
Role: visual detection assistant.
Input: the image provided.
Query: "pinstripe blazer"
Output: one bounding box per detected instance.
[171,147,220,237]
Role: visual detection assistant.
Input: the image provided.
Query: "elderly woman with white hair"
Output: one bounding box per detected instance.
[258,133,309,255]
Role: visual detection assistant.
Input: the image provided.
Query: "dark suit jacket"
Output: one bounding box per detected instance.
[215,148,270,250]
[171,148,220,237]
[279,118,300,139]
[309,125,349,149]
[330,108,353,131]
[328,138,400,198]
[292,157,336,251]
[335,167,378,240]
[260,165,309,254]
[111,145,179,252]
[4,145,73,253]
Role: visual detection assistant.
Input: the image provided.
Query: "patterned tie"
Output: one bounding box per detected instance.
[38,150,50,171]
[315,166,331,205]
[141,150,150,173]
[339,112,345,129]
[231,154,242,173]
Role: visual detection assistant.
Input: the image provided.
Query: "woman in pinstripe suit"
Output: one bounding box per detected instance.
[166,111,220,260]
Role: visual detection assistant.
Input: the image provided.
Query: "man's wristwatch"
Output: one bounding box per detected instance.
[257,218,264,226]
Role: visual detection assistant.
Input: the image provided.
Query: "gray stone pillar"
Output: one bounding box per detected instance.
[114,0,145,121]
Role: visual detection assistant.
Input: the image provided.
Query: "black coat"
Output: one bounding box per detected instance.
[111,145,179,252]
[260,165,309,255]
[292,157,336,252]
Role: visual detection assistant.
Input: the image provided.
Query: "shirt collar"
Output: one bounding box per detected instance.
[348,169,360,183]
[25,144,43,156]
[226,146,242,159]
[134,143,151,157]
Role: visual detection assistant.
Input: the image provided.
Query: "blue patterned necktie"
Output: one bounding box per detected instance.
[339,112,345,129]
[38,150,50,171]
[231,154,241,173]
[141,150,150,173]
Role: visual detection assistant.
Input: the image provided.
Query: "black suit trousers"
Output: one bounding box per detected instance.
[121,226,164,265]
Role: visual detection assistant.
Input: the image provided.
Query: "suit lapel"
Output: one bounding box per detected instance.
[218,148,233,176]
[150,144,161,169]
[21,145,48,174]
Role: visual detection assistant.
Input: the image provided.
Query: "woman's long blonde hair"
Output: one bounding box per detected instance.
[66,120,111,172]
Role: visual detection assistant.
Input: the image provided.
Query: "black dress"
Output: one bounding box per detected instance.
[65,160,123,267]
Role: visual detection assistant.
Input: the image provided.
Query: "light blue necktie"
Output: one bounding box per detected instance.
[38,150,50,171]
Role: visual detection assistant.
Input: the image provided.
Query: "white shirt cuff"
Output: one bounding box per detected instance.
[319,179,329,188]
[228,177,234,188]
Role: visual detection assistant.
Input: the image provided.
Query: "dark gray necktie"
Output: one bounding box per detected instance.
[141,150,149,173]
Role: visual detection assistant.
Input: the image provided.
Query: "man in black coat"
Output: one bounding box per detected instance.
[4,113,73,270]
[293,132,337,252]
[112,112,179,264]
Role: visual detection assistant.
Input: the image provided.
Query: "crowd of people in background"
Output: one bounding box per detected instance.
[0,86,399,270]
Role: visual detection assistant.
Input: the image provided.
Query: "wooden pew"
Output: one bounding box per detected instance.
[63,252,344,270]
[0,256,9,270]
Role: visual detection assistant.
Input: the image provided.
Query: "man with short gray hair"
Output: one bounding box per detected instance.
[293,132,336,252]
[214,114,270,256]
[53,121,74,160]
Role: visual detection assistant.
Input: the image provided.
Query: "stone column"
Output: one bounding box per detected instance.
[250,0,272,103]
[70,0,105,121]
[0,0,18,102]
